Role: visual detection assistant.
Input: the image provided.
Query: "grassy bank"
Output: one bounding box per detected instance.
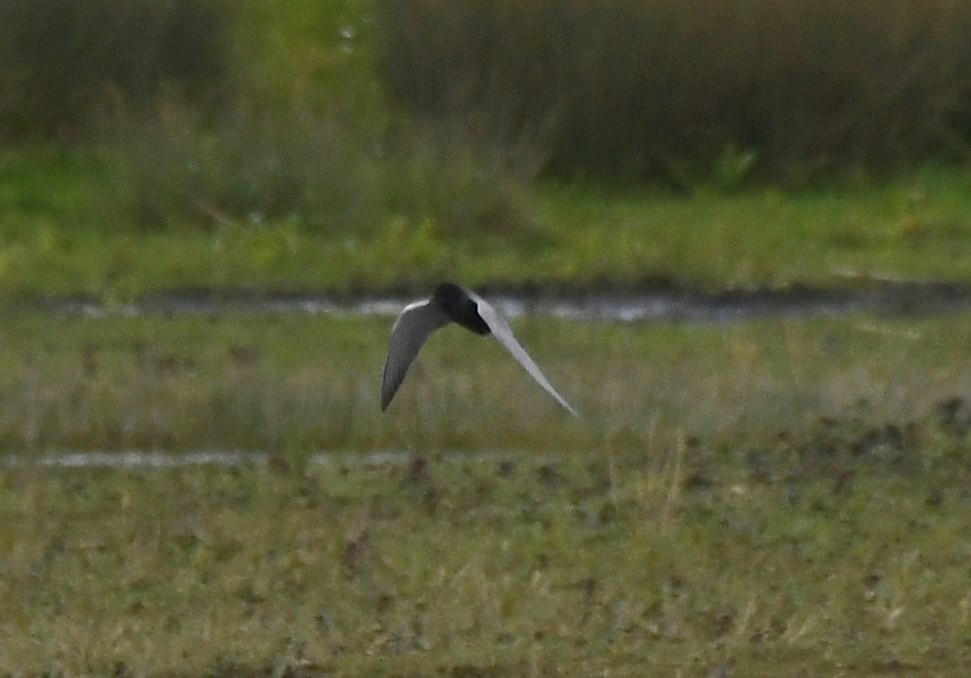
[3,0,971,300]
[2,145,971,298]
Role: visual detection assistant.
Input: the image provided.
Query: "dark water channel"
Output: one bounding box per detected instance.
[26,280,971,323]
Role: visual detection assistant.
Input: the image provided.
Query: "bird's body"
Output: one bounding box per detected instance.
[431,282,490,335]
[381,282,578,416]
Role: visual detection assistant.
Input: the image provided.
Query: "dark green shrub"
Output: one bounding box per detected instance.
[377,0,971,184]
[0,0,234,138]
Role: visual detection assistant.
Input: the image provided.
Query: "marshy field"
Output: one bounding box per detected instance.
[2,309,971,674]
[2,0,971,675]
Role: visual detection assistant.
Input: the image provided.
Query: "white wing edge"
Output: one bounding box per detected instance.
[381,300,450,410]
[469,292,579,417]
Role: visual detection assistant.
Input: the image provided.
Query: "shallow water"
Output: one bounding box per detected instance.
[1,449,561,470]
[2,450,268,469]
[25,281,971,324]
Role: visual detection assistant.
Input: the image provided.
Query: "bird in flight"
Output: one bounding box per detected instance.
[380,282,579,417]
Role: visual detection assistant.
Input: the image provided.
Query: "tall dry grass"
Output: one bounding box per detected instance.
[378,0,971,185]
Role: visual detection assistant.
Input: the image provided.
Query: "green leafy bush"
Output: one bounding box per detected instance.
[377,0,971,184]
[0,0,234,138]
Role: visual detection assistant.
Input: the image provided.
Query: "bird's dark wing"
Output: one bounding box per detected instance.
[469,292,579,417]
[381,300,450,410]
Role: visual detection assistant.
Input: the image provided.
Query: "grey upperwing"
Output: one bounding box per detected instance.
[469,292,579,417]
[381,300,450,409]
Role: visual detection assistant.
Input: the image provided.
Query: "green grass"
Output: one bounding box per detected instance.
[1,310,970,454]
[1,409,970,673]
[1,310,970,673]
[535,167,971,288]
[2,145,971,298]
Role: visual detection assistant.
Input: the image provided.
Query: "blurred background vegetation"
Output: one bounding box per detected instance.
[380,0,971,185]
[0,0,969,285]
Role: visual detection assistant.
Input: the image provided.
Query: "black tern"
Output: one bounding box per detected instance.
[381,282,579,416]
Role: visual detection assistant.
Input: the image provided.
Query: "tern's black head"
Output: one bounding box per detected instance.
[432,282,490,335]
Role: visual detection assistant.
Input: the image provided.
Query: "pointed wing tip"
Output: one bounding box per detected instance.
[381,377,401,411]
